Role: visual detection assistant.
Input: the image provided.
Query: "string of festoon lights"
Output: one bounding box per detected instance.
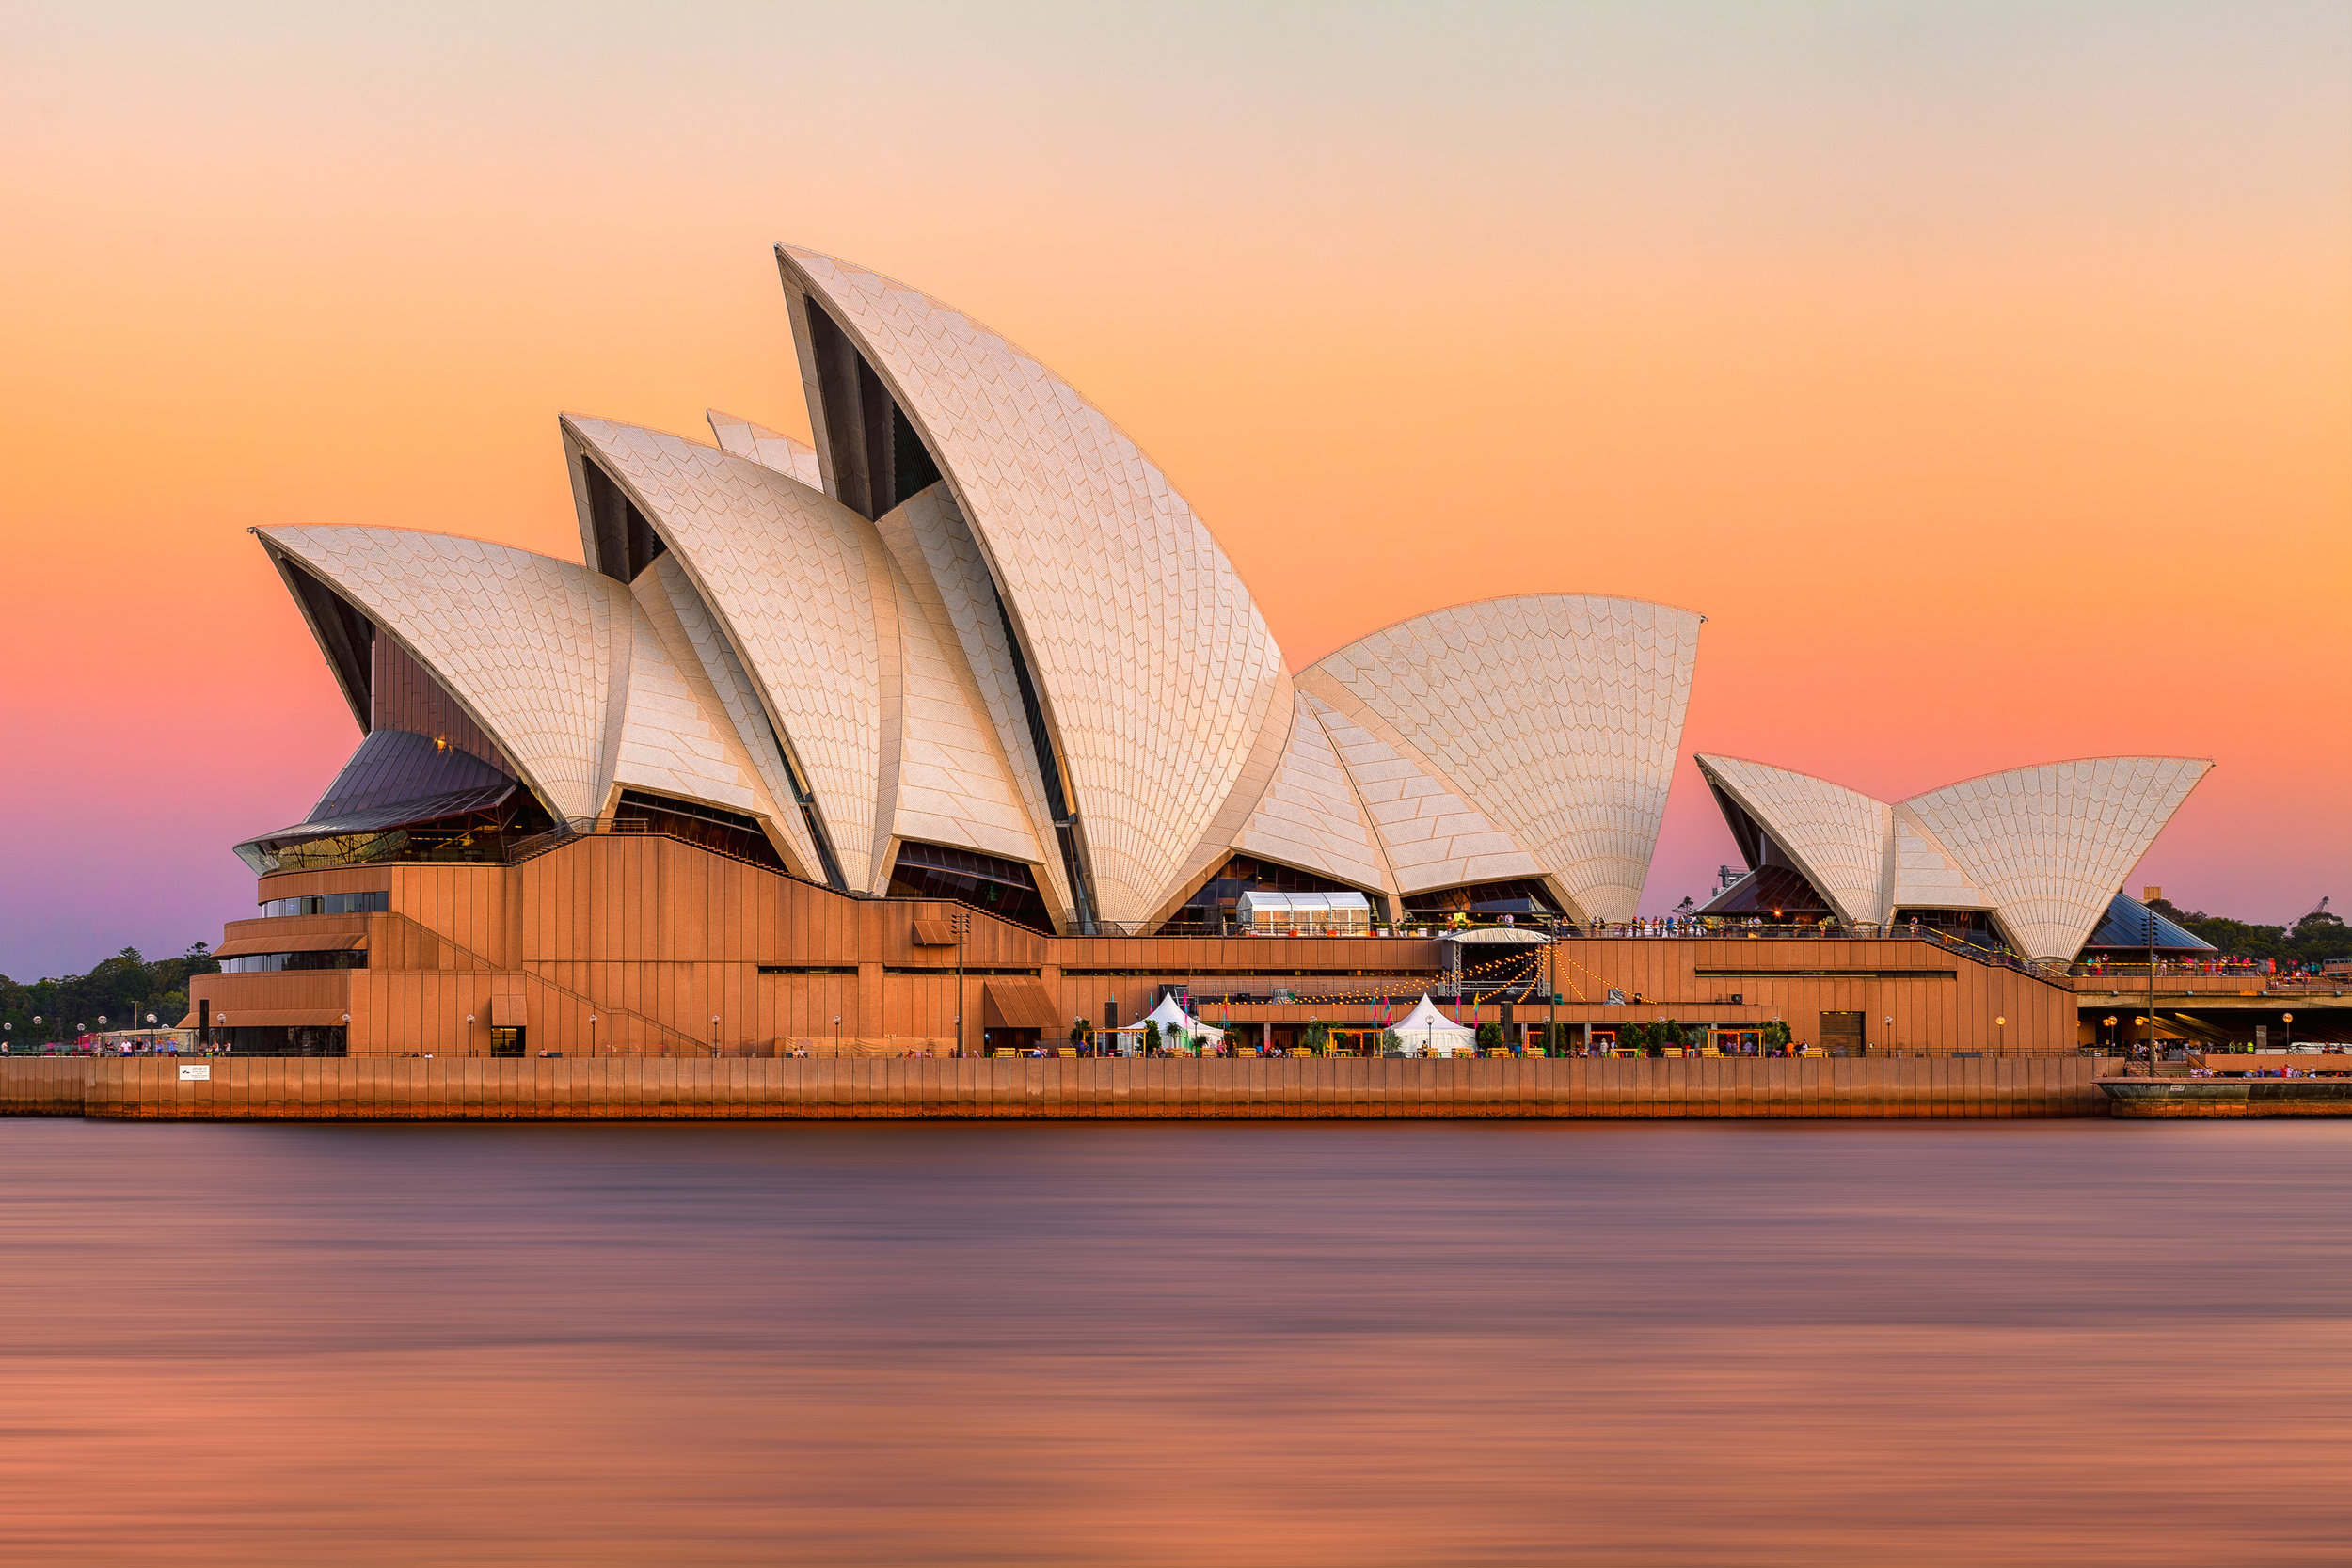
[1176,945,1572,1012]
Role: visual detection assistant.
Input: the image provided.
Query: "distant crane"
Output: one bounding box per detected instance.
[2296,895,2332,927]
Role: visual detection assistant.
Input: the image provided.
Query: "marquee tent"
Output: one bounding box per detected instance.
[1389,994,1477,1057]
[1112,994,1226,1054]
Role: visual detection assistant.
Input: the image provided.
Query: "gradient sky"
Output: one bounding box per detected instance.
[3,2,2346,979]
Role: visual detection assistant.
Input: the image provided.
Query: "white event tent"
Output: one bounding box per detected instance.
[1112,994,1226,1054]
[1389,994,1477,1057]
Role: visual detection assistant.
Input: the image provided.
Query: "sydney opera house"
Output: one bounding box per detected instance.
[189,245,2216,1058]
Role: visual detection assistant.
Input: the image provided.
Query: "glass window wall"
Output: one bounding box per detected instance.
[258,891,389,918]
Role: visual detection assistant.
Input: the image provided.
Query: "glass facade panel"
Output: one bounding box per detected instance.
[258,891,389,918]
[887,842,1054,936]
[1173,855,1377,933]
[1403,879,1562,918]
[612,790,787,873]
[221,950,371,974]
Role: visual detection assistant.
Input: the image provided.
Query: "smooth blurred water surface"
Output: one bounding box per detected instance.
[2,1118,2347,1566]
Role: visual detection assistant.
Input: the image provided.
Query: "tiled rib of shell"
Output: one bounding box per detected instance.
[787,248,1287,923]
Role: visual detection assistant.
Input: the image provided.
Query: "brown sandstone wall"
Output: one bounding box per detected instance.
[32,1055,2116,1121]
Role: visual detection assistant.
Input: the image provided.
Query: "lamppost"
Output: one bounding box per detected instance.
[1883,1015,1893,1057]
[1546,914,1558,1057]
[2105,1015,2118,1055]
[832,1014,840,1053]
[1994,1015,2006,1055]
[2145,900,2159,1071]
[341,1013,351,1056]
[951,907,970,1056]
[588,1012,597,1054]
[217,1013,229,1053]
[711,1014,722,1055]
[2283,1011,2295,1050]
[465,1012,475,1055]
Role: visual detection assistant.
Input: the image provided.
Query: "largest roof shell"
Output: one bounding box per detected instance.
[774,245,1290,924]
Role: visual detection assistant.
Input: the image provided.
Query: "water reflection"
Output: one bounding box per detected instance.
[2,1120,2347,1564]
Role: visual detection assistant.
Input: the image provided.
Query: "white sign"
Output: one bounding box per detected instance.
[178,1064,211,1081]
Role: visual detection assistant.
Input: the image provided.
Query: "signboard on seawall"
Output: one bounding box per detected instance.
[178,1065,211,1081]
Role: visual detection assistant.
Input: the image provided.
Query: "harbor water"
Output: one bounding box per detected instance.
[2,1119,2346,1565]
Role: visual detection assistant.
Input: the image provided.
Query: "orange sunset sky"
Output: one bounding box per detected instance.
[2,2,2346,977]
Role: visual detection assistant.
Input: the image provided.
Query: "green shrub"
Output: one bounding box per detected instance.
[1475,1021,1504,1053]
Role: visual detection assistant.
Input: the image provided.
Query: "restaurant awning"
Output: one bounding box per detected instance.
[982,978,1060,1030]
[211,932,368,958]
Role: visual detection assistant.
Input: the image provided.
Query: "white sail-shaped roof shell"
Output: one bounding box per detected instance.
[706,409,824,488]
[868,484,1055,886]
[566,416,892,891]
[1696,754,1894,925]
[260,524,800,863]
[1902,757,2214,961]
[774,245,1290,925]
[1295,686,1537,899]
[260,526,623,824]
[1298,595,1704,924]
[1697,753,2213,961]
[1234,691,1393,896]
[614,578,792,831]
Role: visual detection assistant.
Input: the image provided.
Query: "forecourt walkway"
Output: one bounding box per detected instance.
[3,1055,2114,1120]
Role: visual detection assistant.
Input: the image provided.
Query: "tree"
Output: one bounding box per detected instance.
[1140,1019,1162,1056]
[1763,1020,1791,1052]
[1620,1022,1651,1053]
[1658,1018,1685,1050]
[3,942,224,1050]
[1069,1017,1091,1050]
[1475,1021,1504,1053]
[2147,898,2352,968]
[1379,1028,1403,1055]
[1300,1022,1329,1053]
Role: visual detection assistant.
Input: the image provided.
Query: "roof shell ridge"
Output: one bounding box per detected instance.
[1898,754,2215,805]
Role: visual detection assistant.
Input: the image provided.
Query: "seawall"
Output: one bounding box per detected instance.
[5,1055,2115,1120]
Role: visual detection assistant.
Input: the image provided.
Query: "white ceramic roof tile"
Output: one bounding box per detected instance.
[1294,681,1542,898]
[640,556,825,879]
[706,409,825,488]
[615,593,767,817]
[1696,754,1894,924]
[1700,752,2212,959]
[262,525,618,823]
[870,485,1050,875]
[1901,757,2212,959]
[1233,692,1392,896]
[1299,594,1702,922]
[1886,807,1994,913]
[871,483,1073,917]
[567,416,886,892]
[779,245,1288,922]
